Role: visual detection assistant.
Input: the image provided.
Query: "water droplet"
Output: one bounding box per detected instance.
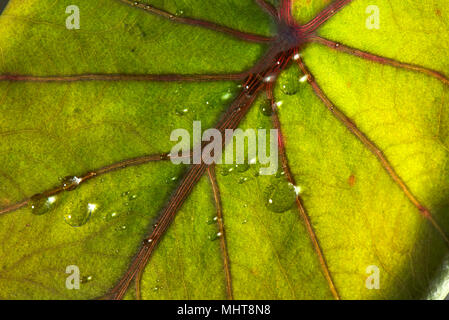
[60,176,81,191]
[165,175,178,184]
[117,225,127,231]
[207,216,218,225]
[275,169,285,178]
[208,232,222,241]
[221,92,233,101]
[104,211,118,221]
[129,194,138,201]
[64,203,96,227]
[280,80,299,95]
[259,100,273,116]
[175,107,190,116]
[220,165,234,176]
[279,69,301,95]
[235,163,250,173]
[30,195,58,216]
[242,219,248,224]
[175,7,191,17]
[238,177,248,184]
[80,275,93,283]
[264,180,297,213]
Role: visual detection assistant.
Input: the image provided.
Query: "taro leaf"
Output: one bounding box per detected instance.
[0,0,449,300]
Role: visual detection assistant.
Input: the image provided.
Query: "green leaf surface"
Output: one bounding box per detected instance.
[1,0,449,300]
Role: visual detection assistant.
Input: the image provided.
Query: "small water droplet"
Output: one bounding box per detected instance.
[221,91,233,101]
[264,180,297,213]
[118,225,127,231]
[104,211,118,221]
[222,86,239,102]
[80,275,93,283]
[235,163,250,173]
[238,177,248,184]
[165,175,178,184]
[275,169,285,178]
[175,107,190,116]
[220,166,234,176]
[242,219,248,224]
[207,216,218,225]
[61,176,81,191]
[175,7,191,17]
[129,194,138,201]
[30,195,58,216]
[208,232,222,241]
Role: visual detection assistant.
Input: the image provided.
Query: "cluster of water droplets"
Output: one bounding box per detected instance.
[218,156,303,214]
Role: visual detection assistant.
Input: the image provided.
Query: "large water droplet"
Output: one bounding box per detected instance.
[64,203,96,227]
[30,195,58,216]
[264,180,297,213]
[259,100,273,116]
[279,69,301,96]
